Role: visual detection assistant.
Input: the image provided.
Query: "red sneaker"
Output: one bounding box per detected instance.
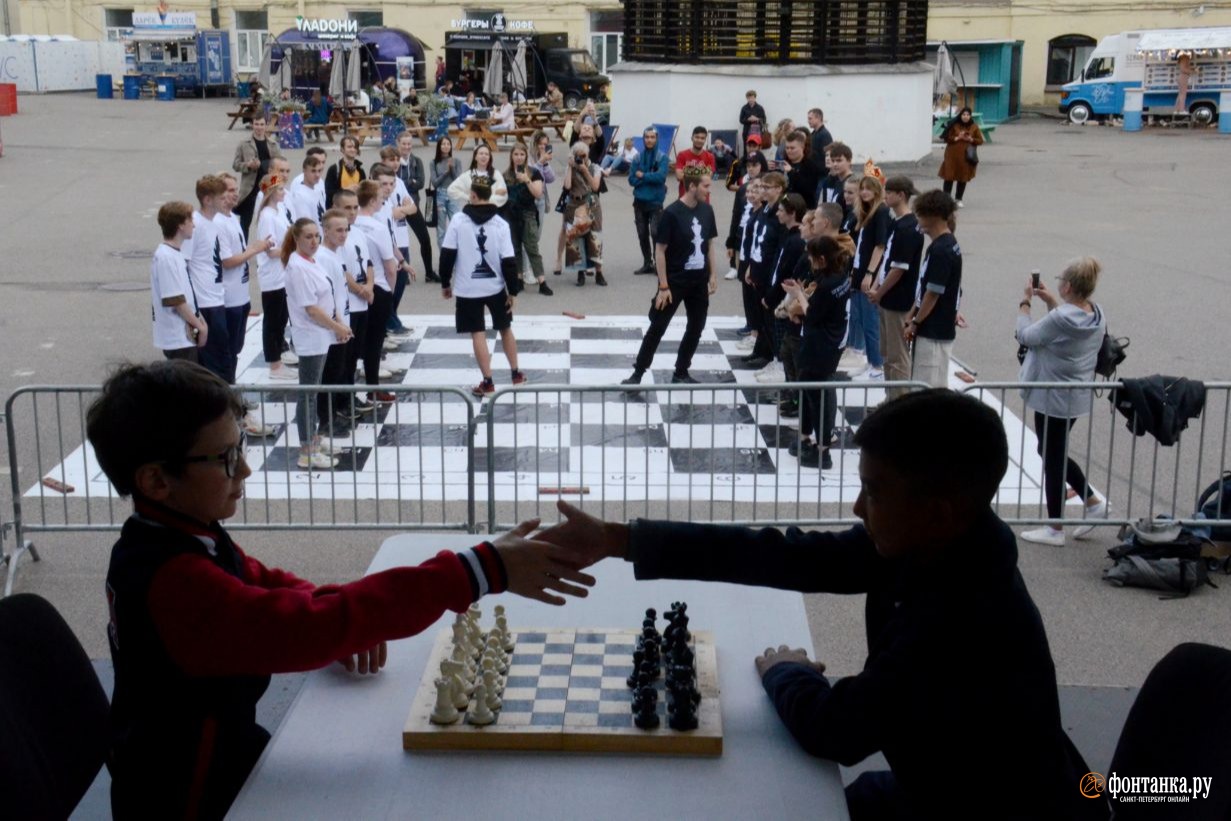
[372,391,397,404]
[472,378,495,398]
[511,370,527,386]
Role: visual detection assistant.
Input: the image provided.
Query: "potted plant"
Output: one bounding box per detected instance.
[421,94,450,127]
[276,99,307,150]
[381,102,413,146]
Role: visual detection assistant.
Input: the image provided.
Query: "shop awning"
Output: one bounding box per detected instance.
[129,29,196,42]
[1137,27,1231,54]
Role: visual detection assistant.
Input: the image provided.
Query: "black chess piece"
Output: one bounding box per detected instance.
[668,686,699,731]
[675,613,692,643]
[645,607,657,622]
[633,694,661,729]
[627,648,645,689]
[639,658,660,682]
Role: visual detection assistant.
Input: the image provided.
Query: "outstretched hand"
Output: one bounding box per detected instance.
[535,500,629,570]
[492,518,597,606]
[337,641,387,675]
[754,645,826,679]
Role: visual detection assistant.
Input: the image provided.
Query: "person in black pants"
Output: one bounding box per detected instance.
[537,390,1110,821]
[394,131,438,282]
[783,236,852,469]
[622,168,723,386]
[746,172,787,366]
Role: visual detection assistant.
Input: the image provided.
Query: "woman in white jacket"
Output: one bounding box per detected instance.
[1015,256,1109,547]
[447,144,508,209]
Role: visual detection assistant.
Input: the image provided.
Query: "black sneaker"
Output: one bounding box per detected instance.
[425,273,440,283]
[621,371,644,386]
[742,356,770,368]
[553,269,562,276]
[634,264,655,275]
[799,442,823,468]
[576,270,586,287]
[595,272,608,287]
[671,371,698,384]
[821,449,834,470]
[788,438,815,457]
[539,281,554,296]
[349,398,376,417]
[778,402,799,418]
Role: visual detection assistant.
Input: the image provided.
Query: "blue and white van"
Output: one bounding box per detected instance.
[1059,27,1231,125]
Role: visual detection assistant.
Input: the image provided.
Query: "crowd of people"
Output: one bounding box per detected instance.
[148,90,1108,503]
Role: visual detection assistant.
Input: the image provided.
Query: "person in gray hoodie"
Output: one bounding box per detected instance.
[1015,256,1109,547]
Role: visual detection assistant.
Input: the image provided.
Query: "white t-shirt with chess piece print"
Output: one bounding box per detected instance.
[353,214,396,293]
[181,211,226,308]
[213,212,252,309]
[340,229,373,315]
[442,205,514,299]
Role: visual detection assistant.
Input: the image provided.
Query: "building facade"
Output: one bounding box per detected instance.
[927,0,1231,105]
[9,1,624,78]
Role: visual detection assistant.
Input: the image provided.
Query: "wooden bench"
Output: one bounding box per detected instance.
[303,122,339,143]
[227,101,259,130]
[454,120,499,152]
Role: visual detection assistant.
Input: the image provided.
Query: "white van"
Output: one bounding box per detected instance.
[1059,26,1231,125]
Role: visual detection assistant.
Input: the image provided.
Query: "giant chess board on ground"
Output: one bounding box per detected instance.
[30,315,1054,505]
[404,626,723,755]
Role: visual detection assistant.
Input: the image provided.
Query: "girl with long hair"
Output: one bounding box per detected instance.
[431,136,463,244]
[447,144,508,209]
[938,107,983,207]
[505,142,552,295]
[850,175,891,378]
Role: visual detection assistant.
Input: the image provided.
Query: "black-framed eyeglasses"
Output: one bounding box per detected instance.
[170,432,247,478]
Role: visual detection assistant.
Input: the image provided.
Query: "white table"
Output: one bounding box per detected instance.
[231,533,849,820]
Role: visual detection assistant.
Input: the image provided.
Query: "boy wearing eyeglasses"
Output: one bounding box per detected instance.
[89,360,595,820]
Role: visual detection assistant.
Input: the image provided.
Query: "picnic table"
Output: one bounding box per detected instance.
[515,110,570,138]
[226,100,261,130]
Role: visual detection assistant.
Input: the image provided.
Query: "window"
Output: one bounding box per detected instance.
[590,33,622,73]
[349,10,383,28]
[1084,56,1114,80]
[104,7,133,41]
[233,10,268,73]
[1046,34,1096,87]
[570,50,600,75]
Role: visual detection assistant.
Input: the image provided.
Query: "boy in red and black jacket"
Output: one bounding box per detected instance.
[88,360,593,820]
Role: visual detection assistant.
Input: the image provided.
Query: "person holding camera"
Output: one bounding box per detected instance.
[1016,257,1109,547]
[563,141,605,287]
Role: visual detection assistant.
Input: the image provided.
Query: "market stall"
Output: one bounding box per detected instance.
[125,11,231,98]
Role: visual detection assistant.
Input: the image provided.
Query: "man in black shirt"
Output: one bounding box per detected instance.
[738,90,768,156]
[781,129,821,209]
[623,168,723,386]
[807,107,833,159]
[868,177,925,398]
[816,141,854,225]
[904,190,962,389]
[538,389,1106,821]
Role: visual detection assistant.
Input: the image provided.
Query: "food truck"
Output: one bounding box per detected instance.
[126,11,231,96]
[268,22,427,100]
[1059,26,1231,125]
[444,14,609,107]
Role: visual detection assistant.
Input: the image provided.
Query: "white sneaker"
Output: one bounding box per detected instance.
[755,362,785,383]
[318,439,348,456]
[838,348,867,371]
[269,367,298,381]
[957,200,965,209]
[736,337,756,352]
[297,451,337,470]
[724,267,738,281]
[1072,499,1110,540]
[1021,527,1065,547]
[863,367,884,380]
[281,351,299,366]
[382,338,399,352]
[243,417,275,437]
[378,368,394,379]
[387,328,412,340]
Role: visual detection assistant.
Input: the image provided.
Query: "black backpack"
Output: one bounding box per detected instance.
[1103,527,1216,599]
[1197,472,1231,541]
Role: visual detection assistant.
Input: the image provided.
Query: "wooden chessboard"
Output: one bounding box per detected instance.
[403,627,723,756]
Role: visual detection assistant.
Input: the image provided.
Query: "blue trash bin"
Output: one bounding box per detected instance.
[123,75,142,100]
[156,76,176,101]
[96,74,113,99]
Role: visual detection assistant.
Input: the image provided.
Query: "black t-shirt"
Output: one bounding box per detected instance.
[786,160,821,209]
[747,204,783,286]
[810,126,833,159]
[767,226,804,308]
[803,269,852,349]
[853,204,892,276]
[505,165,543,214]
[817,172,850,212]
[879,213,925,312]
[655,198,718,282]
[916,232,962,342]
[254,138,271,179]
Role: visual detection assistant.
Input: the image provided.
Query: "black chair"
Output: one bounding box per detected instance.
[1110,642,1231,819]
[0,593,110,820]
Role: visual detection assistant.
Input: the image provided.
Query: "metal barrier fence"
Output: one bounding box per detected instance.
[3,380,1229,596]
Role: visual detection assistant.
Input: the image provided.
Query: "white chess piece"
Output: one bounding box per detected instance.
[467,684,497,725]
[486,637,509,673]
[494,615,515,652]
[482,668,504,697]
[429,677,461,725]
[493,604,506,618]
[484,677,503,712]
[450,644,476,679]
[441,658,472,708]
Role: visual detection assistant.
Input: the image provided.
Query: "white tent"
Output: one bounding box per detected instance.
[328,47,346,100]
[933,42,957,100]
[347,46,362,99]
[484,43,503,98]
[511,39,528,96]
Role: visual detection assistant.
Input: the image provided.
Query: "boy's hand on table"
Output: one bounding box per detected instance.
[493,518,596,606]
[338,641,387,675]
[754,645,826,679]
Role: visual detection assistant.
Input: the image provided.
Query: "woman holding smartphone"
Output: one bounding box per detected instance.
[505,142,552,295]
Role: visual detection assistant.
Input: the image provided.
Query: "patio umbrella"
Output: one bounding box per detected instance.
[258,43,272,90]
[484,43,503,98]
[511,39,528,96]
[933,42,957,103]
[347,45,363,101]
[328,47,346,100]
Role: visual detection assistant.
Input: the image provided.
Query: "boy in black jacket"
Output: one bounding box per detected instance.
[539,390,1108,821]
[745,172,786,367]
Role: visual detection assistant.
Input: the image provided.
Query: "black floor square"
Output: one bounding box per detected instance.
[375,424,470,447]
[475,446,568,472]
[669,447,776,474]
[485,401,569,424]
[382,338,420,354]
[260,446,373,472]
[661,403,755,426]
[657,340,724,355]
[571,326,644,340]
[496,339,569,354]
[571,353,637,369]
[758,424,807,449]
[575,388,654,405]
[571,423,667,448]
[740,386,784,406]
[409,353,478,370]
[425,326,496,339]
[727,356,769,371]
[650,369,736,386]
[713,327,746,341]
[392,389,469,405]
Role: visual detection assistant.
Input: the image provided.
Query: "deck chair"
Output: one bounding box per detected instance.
[632,123,679,162]
[0,593,110,819]
[599,124,620,156]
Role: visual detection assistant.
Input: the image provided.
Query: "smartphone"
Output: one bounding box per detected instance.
[1031,270,1041,289]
